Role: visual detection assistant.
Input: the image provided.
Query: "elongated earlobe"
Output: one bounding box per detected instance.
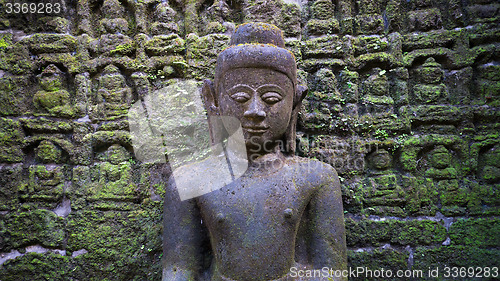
[202,79,217,114]
[295,84,308,108]
[202,79,225,145]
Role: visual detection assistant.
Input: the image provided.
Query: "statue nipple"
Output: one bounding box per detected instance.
[216,213,225,223]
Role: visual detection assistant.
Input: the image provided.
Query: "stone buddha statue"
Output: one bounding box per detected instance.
[163,22,347,281]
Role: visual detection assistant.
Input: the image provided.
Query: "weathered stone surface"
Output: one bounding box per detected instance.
[0,0,498,278]
[348,248,408,275]
[2,208,65,251]
[449,218,500,247]
[413,246,500,271]
[348,218,447,247]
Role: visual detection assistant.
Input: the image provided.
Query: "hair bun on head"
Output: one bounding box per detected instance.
[229,22,285,48]
[215,22,297,90]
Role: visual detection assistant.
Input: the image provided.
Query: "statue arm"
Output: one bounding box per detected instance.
[163,176,204,281]
[308,164,347,280]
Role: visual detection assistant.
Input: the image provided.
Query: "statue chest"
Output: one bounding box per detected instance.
[197,174,312,239]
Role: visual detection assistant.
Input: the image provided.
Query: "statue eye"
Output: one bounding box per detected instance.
[230,92,250,103]
[262,92,282,104]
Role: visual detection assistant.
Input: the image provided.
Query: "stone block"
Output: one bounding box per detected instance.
[402,30,457,52]
[145,34,185,57]
[26,34,77,54]
[311,0,336,19]
[347,218,446,247]
[0,118,23,163]
[402,176,438,216]
[302,35,344,59]
[19,165,66,206]
[0,252,72,281]
[467,3,500,23]
[0,164,22,211]
[348,248,408,277]
[305,18,340,36]
[449,218,500,247]
[339,70,360,103]
[413,246,500,270]
[352,35,389,56]
[278,3,302,37]
[2,208,65,250]
[186,33,230,80]
[0,76,32,115]
[355,14,384,34]
[408,8,443,32]
[466,179,500,215]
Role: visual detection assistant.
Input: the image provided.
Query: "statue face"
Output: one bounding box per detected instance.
[218,67,294,154]
[370,149,392,169]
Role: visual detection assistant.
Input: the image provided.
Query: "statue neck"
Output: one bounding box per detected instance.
[246,146,286,175]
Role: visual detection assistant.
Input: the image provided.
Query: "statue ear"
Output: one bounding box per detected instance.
[202,79,218,115]
[202,79,224,145]
[295,84,308,108]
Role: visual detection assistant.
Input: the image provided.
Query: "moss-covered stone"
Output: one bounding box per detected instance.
[145,34,185,56]
[302,35,344,59]
[449,218,500,247]
[0,4,498,279]
[408,8,443,32]
[0,42,33,75]
[305,19,340,36]
[0,164,22,211]
[65,206,163,280]
[0,252,72,281]
[413,246,500,272]
[186,33,230,80]
[346,218,446,247]
[18,165,65,205]
[355,14,384,35]
[26,34,77,54]
[2,208,65,251]
[348,248,408,276]
[0,76,31,116]
[0,118,23,162]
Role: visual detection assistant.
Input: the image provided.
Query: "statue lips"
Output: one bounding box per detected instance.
[242,125,269,134]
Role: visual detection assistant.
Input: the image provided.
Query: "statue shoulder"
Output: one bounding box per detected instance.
[287,156,340,186]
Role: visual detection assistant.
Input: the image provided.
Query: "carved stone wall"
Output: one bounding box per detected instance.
[0,0,499,279]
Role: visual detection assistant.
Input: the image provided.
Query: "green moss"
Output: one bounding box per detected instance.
[348,248,408,273]
[346,218,446,247]
[310,0,335,19]
[27,34,77,53]
[19,117,72,132]
[0,37,9,49]
[0,43,33,75]
[0,118,23,162]
[354,52,398,69]
[305,19,340,36]
[465,179,500,215]
[65,207,163,280]
[449,218,500,247]
[0,252,72,281]
[413,246,500,271]
[3,209,65,250]
[302,35,343,59]
[352,36,389,56]
[0,165,22,211]
[35,140,63,163]
[402,29,458,51]
[110,42,136,56]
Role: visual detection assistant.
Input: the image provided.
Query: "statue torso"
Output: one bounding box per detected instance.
[197,157,324,281]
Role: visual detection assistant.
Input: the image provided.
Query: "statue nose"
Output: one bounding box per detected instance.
[243,97,266,120]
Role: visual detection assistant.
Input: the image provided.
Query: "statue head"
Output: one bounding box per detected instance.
[368,148,392,170]
[428,145,451,169]
[202,22,307,157]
